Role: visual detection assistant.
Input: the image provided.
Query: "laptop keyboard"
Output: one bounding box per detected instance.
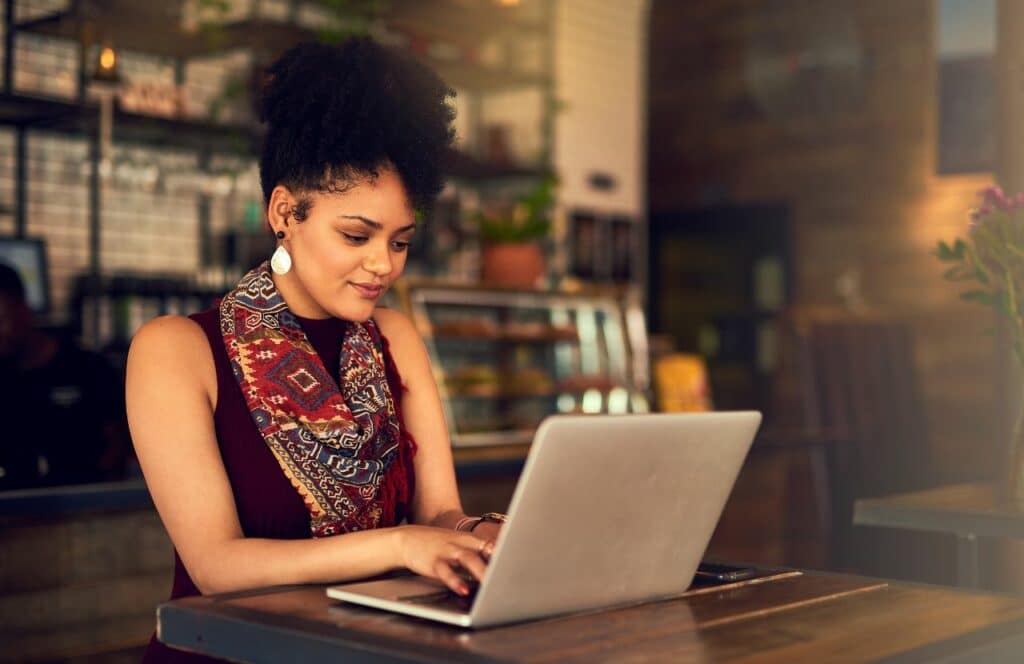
[399,586,477,614]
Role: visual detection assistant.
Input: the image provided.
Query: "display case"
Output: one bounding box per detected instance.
[396,281,650,449]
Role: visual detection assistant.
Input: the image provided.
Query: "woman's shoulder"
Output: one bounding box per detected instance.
[131,314,208,350]
[371,307,432,385]
[371,307,419,344]
[127,315,216,386]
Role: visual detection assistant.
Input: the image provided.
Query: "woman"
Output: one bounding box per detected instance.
[128,38,502,662]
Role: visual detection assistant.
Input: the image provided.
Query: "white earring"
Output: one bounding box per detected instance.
[270,245,292,275]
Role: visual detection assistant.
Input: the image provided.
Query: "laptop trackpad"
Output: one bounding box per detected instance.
[333,576,476,615]
[339,576,448,601]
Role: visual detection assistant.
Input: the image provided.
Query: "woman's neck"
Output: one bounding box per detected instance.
[271,270,331,319]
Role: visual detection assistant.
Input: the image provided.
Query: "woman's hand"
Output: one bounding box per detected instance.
[396,525,492,595]
[469,520,503,546]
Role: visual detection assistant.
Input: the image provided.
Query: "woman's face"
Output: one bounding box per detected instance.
[271,167,416,321]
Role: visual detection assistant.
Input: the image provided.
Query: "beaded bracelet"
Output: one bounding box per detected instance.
[468,512,508,532]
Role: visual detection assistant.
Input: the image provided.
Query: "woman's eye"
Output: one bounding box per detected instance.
[391,240,410,252]
[342,233,368,244]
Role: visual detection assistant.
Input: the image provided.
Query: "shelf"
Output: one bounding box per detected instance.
[452,429,536,448]
[14,4,317,59]
[0,92,261,154]
[14,4,549,92]
[0,94,538,175]
[16,1,548,58]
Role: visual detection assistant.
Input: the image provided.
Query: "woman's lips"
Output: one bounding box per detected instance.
[351,282,383,299]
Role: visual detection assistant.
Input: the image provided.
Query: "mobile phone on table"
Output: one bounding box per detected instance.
[694,561,757,582]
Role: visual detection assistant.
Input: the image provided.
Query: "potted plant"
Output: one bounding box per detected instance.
[476,176,556,288]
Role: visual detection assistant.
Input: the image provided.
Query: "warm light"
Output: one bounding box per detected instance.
[607,387,630,414]
[581,389,602,414]
[99,47,116,71]
[499,0,520,5]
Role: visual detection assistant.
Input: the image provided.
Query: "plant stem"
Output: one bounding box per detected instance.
[1012,380,1024,465]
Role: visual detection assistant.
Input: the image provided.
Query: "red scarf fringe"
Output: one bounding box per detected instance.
[377,332,418,526]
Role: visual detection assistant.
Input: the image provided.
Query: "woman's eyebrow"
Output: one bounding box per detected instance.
[338,215,416,232]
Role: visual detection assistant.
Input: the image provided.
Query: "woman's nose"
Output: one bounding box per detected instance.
[364,245,393,276]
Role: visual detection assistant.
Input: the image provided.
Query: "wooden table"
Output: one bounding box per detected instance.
[854,483,1024,588]
[157,569,1024,662]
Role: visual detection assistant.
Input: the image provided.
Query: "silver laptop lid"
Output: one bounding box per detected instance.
[469,411,761,627]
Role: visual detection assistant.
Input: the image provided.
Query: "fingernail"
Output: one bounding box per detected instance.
[459,585,469,596]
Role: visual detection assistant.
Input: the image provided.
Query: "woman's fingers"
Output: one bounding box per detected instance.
[402,527,496,595]
[433,559,471,595]
[449,544,488,582]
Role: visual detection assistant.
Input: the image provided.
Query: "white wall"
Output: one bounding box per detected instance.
[554,0,650,216]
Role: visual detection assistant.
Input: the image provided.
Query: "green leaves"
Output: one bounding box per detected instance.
[961,290,995,306]
[934,239,966,262]
[939,227,1017,322]
[958,290,1018,321]
[476,176,557,244]
[943,265,973,281]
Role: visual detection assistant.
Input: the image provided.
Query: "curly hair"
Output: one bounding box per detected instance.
[258,37,456,213]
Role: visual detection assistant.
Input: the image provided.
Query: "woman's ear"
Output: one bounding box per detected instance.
[267,186,296,236]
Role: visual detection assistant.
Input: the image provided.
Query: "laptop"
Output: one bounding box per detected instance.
[327,411,761,628]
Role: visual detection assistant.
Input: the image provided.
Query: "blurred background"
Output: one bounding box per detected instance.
[0,0,1019,660]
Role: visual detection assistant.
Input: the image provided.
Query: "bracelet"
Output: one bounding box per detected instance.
[454,516,479,532]
[469,512,508,532]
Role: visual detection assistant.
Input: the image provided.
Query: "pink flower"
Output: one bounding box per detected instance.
[980,185,1007,208]
[968,186,1024,232]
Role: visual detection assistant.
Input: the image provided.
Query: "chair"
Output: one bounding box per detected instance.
[792,310,954,582]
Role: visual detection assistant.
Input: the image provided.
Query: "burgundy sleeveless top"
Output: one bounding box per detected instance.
[143,308,414,663]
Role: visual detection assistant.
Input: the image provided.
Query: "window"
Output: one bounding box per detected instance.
[937,0,996,174]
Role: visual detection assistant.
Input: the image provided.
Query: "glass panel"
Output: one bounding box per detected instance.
[408,285,645,446]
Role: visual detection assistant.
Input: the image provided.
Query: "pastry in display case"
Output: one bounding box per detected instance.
[394,281,650,448]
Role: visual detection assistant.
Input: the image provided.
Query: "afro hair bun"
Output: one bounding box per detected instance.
[258,37,456,211]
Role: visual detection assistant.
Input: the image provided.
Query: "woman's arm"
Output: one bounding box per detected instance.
[374,308,506,546]
[373,308,465,529]
[126,316,487,596]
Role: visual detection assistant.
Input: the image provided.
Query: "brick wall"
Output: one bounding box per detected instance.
[648,0,998,479]
[0,509,174,661]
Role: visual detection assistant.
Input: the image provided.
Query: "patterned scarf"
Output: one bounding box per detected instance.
[220,262,413,537]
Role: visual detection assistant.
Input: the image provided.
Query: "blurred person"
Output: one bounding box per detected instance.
[127,38,504,663]
[0,263,129,490]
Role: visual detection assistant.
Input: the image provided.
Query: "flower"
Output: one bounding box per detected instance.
[969,187,1024,233]
[937,185,1024,362]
